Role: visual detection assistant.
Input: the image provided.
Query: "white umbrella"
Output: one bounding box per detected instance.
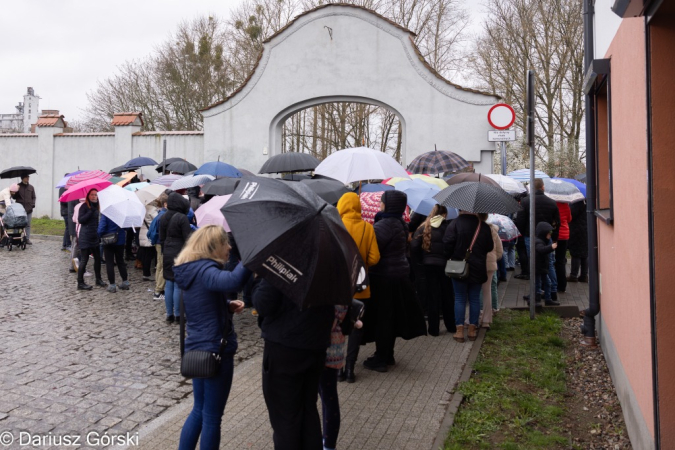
[484,174,526,194]
[98,185,146,229]
[314,147,409,184]
[136,184,167,206]
[170,174,215,190]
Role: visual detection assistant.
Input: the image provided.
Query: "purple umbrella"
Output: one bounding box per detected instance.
[55,170,86,189]
[195,195,232,231]
[151,174,183,188]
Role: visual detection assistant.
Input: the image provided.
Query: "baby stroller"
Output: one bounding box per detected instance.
[0,203,28,251]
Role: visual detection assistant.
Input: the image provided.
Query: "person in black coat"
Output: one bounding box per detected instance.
[411,205,456,336]
[159,192,192,322]
[443,211,494,342]
[252,278,334,450]
[533,222,559,305]
[59,184,71,251]
[362,190,427,373]
[567,200,588,282]
[77,189,106,290]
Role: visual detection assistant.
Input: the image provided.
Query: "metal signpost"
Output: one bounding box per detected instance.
[487,103,517,175]
[527,70,536,320]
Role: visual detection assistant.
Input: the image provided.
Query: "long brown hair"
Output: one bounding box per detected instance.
[422,204,448,252]
[85,189,99,210]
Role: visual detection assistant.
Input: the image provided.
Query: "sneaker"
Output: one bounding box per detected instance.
[77,282,93,291]
[142,276,153,282]
[119,280,130,290]
[95,279,108,287]
[84,271,92,277]
[107,284,117,293]
[153,292,165,300]
[166,315,175,324]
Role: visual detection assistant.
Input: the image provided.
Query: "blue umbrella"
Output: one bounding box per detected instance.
[354,183,395,193]
[507,169,550,182]
[55,170,86,188]
[124,182,150,192]
[124,156,158,169]
[195,162,242,178]
[395,178,441,216]
[553,177,586,197]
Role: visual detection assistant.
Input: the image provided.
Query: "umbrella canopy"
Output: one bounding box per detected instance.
[394,178,441,216]
[124,182,149,192]
[506,169,550,182]
[359,191,411,224]
[282,173,312,181]
[259,152,320,174]
[98,185,146,228]
[537,178,585,204]
[201,178,241,196]
[407,150,470,174]
[300,179,350,205]
[446,173,500,188]
[136,184,168,205]
[314,147,409,184]
[115,172,138,187]
[124,156,158,169]
[1,166,37,179]
[59,178,113,202]
[483,174,527,194]
[155,158,186,173]
[357,183,394,193]
[151,174,184,187]
[222,177,366,308]
[171,174,215,191]
[55,170,86,189]
[553,177,586,197]
[575,173,587,182]
[110,164,139,174]
[238,168,255,176]
[433,182,521,215]
[66,170,112,188]
[165,160,198,174]
[195,195,232,231]
[195,162,242,178]
[487,214,520,241]
[385,174,449,189]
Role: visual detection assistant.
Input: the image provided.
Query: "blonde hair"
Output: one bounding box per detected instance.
[174,225,230,266]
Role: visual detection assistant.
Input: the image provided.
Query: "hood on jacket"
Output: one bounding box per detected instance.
[167,192,190,214]
[173,259,220,291]
[536,221,553,240]
[381,190,407,215]
[337,193,362,220]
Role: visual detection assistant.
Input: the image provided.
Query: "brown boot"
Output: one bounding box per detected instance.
[453,325,465,343]
[468,324,478,341]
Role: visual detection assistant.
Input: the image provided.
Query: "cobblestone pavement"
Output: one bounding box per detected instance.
[0,237,263,450]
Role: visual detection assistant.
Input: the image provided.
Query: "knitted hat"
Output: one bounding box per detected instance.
[9,183,19,192]
[381,190,407,215]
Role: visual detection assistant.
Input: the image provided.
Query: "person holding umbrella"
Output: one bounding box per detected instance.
[97,211,130,293]
[77,189,107,291]
[14,175,36,244]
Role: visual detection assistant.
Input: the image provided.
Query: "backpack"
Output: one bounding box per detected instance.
[148,209,166,246]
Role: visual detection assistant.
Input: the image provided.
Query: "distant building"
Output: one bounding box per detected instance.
[0,87,40,134]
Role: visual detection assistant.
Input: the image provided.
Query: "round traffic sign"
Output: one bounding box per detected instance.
[487,103,516,130]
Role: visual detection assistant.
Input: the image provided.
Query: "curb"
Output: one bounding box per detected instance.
[31,234,63,242]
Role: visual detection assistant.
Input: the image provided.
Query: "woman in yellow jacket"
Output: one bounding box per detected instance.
[337,193,380,383]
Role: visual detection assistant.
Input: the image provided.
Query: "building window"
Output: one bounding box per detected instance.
[28,115,31,119]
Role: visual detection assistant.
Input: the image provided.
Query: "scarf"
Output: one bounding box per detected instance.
[430,215,444,228]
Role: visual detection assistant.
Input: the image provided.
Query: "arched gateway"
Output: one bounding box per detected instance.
[201,4,499,173]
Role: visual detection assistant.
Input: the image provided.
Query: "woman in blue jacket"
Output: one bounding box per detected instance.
[97,213,130,293]
[173,225,250,450]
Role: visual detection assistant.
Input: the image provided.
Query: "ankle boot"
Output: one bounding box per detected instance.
[468,324,478,341]
[77,282,92,291]
[338,368,346,382]
[96,278,107,287]
[567,275,578,282]
[453,325,465,343]
[345,362,356,383]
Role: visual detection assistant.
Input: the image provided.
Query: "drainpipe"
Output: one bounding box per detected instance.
[581,0,600,346]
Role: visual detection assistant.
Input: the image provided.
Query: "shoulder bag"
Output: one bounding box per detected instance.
[100,232,118,246]
[179,292,230,379]
[445,220,481,280]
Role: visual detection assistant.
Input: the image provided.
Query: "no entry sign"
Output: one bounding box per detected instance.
[487,103,516,130]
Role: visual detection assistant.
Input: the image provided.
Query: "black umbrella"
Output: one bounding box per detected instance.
[282,173,311,181]
[165,160,198,174]
[201,178,241,196]
[155,158,184,173]
[300,179,350,205]
[238,168,255,176]
[259,152,320,174]
[433,181,521,215]
[222,177,366,308]
[110,164,139,174]
[1,166,37,179]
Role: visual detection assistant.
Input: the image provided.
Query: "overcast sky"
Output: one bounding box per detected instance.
[0,0,487,123]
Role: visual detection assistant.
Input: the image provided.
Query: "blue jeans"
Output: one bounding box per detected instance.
[178,355,234,450]
[503,241,516,268]
[548,246,557,293]
[165,280,181,318]
[536,273,551,301]
[452,279,482,326]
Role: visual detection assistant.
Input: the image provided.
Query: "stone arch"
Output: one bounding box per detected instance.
[201,4,499,173]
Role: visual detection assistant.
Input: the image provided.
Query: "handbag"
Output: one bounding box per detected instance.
[341,299,365,336]
[445,219,482,280]
[100,232,118,246]
[179,292,229,379]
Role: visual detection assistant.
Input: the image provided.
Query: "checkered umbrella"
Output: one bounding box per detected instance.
[407,150,470,175]
[65,170,112,188]
[541,179,585,204]
[433,182,521,215]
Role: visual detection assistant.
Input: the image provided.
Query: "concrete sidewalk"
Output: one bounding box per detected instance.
[124,331,473,450]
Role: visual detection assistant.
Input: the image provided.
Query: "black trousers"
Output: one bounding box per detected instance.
[346,313,365,365]
[125,229,135,259]
[412,262,428,314]
[103,245,127,285]
[555,240,568,292]
[261,340,325,450]
[425,265,456,336]
[516,237,529,275]
[78,247,101,284]
[570,256,588,278]
[371,275,396,361]
[138,246,154,277]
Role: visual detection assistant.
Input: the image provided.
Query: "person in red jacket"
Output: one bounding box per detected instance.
[555,202,572,293]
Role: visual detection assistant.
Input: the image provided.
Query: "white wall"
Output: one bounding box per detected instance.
[594,0,624,58]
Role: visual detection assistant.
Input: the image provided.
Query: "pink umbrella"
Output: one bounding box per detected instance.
[59,179,112,203]
[195,195,231,231]
[359,191,410,225]
[65,170,112,188]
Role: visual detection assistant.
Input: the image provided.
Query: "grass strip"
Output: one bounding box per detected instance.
[445,309,568,450]
[31,217,66,236]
